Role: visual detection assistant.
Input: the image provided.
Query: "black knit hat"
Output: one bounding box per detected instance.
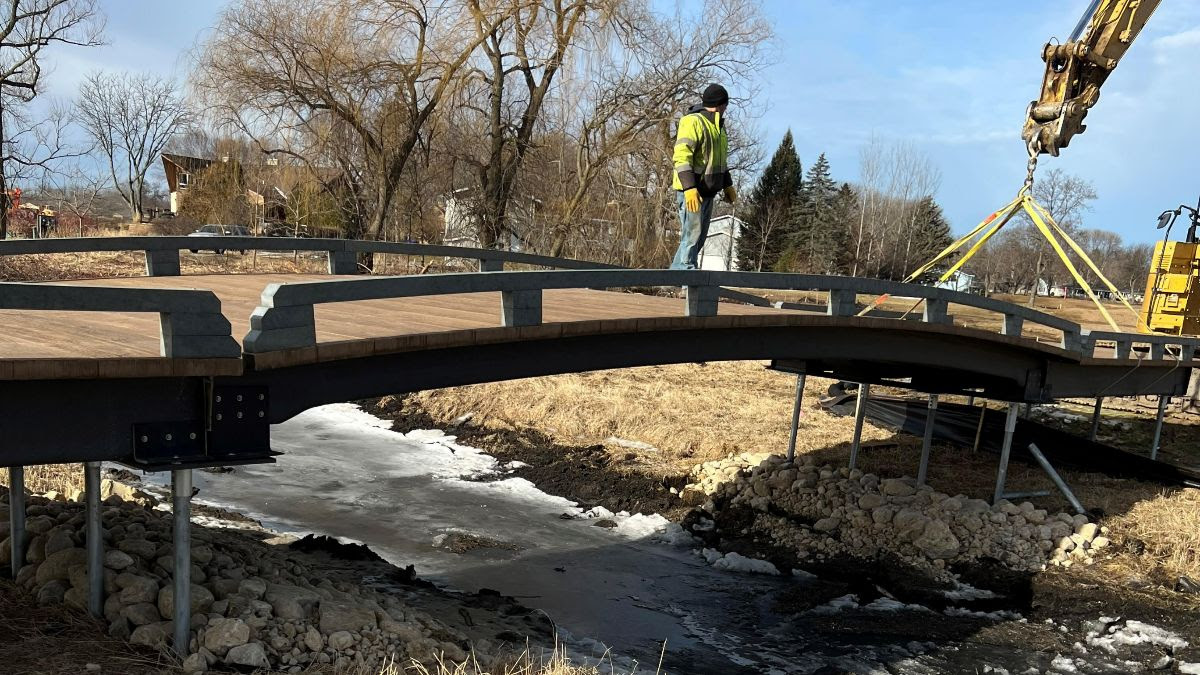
[702,83,729,108]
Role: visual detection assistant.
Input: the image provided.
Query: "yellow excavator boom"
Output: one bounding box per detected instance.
[1022,0,1161,156]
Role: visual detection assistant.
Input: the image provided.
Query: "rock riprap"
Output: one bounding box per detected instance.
[685,452,1099,574]
[0,489,492,673]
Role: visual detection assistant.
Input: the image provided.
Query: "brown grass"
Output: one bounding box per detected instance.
[395,645,620,675]
[2,465,85,495]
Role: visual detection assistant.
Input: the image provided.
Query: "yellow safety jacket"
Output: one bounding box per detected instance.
[672,107,731,198]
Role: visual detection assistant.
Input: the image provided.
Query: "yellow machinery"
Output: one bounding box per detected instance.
[1141,203,1200,336]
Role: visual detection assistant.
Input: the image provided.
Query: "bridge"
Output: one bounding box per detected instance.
[1,235,1196,651]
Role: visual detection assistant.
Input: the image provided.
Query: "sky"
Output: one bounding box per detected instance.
[40,0,1200,244]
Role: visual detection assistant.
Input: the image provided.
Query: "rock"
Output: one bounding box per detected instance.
[238,577,267,599]
[871,506,895,525]
[158,584,215,619]
[26,515,56,535]
[304,626,323,652]
[881,479,916,497]
[35,547,87,585]
[43,529,76,557]
[129,621,172,648]
[191,545,214,565]
[1091,536,1110,550]
[914,520,961,560]
[122,602,163,626]
[328,630,355,651]
[117,539,157,561]
[182,653,207,673]
[1076,522,1099,542]
[64,587,86,610]
[16,563,38,588]
[36,579,68,605]
[858,494,886,510]
[104,550,135,571]
[265,583,321,621]
[83,663,100,672]
[210,578,241,600]
[224,642,269,669]
[203,617,250,654]
[319,600,378,634]
[813,517,840,533]
[117,574,160,605]
[893,509,930,542]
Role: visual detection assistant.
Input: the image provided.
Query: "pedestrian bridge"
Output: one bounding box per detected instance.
[0,236,1195,468]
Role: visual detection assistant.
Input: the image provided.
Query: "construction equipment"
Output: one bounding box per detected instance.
[1022,0,1162,158]
[1142,198,1200,336]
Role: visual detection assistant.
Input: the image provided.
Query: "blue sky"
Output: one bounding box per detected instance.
[42,1,1200,244]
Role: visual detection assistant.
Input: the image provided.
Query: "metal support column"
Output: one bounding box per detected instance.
[172,469,193,654]
[1150,396,1169,460]
[848,384,871,470]
[966,395,975,407]
[972,401,987,453]
[917,394,938,486]
[786,373,807,461]
[1027,444,1085,515]
[84,462,103,617]
[1088,397,1103,442]
[8,466,24,578]
[992,404,1019,504]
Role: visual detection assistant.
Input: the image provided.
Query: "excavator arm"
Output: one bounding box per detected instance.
[1022,0,1161,156]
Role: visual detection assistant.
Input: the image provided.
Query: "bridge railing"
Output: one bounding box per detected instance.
[0,282,240,358]
[1083,330,1199,362]
[242,269,1086,354]
[0,236,623,276]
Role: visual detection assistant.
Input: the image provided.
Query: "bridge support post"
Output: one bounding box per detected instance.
[8,466,25,578]
[786,373,807,461]
[172,469,193,655]
[84,461,103,617]
[1027,444,1085,515]
[992,404,1019,504]
[502,290,543,327]
[1089,397,1103,442]
[972,401,987,452]
[144,249,181,277]
[1150,396,1169,460]
[685,286,718,317]
[917,394,938,486]
[848,384,871,470]
[328,250,358,275]
[826,289,857,317]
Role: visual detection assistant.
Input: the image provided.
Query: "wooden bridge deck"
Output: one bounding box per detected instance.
[0,274,801,378]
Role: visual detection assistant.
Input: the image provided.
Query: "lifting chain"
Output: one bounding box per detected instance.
[1022,135,1041,196]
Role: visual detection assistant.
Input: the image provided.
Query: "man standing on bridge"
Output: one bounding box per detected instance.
[670,83,736,270]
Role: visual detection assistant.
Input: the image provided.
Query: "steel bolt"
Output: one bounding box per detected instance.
[140,435,149,443]
[258,411,265,418]
[215,395,222,403]
[165,434,173,441]
[257,394,265,401]
[236,394,243,402]
[189,432,197,440]
[236,411,243,419]
[216,414,222,421]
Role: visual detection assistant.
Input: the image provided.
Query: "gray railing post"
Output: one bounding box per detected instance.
[1150,343,1166,361]
[827,288,857,317]
[158,312,240,358]
[8,466,24,578]
[145,249,181,277]
[1060,329,1082,352]
[922,298,949,324]
[685,285,719,317]
[480,259,504,272]
[328,250,358,275]
[1001,314,1023,337]
[84,461,103,617]
[243,304,317,352]
[172,469,192,655]
[501,289,543,327]
[1115,340,1132,359]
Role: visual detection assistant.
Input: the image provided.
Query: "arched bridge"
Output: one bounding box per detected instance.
[0,236,1195,469]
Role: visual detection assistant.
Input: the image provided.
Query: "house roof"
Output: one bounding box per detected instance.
[161,153,213,173]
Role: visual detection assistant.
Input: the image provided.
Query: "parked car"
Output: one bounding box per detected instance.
[187,224,251,254]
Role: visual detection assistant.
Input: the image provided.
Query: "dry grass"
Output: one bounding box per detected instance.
[1106,487,1200,582]
[2,465,85,495]
[394,646,620,675]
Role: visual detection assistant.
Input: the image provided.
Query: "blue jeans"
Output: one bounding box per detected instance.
[670,190,715,270]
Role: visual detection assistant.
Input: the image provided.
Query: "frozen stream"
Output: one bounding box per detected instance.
[129,404,1194,674]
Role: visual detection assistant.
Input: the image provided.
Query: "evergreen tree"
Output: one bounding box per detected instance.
[829,182,857,273]
[908,195,953,272]
[736,131,803,271]
[783,153,845,273]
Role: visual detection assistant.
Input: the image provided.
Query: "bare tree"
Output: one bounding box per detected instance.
[0,0,104,237]
[193,0,516,254]
[76,71,191,223]
[44,163,107,236]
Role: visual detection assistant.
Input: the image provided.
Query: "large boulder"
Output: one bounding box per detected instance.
[881,479,916,497]
[129,621,172,648]
[43,529,76,557]
[914,520,961,560]
[122,602,163,627]
[319,600,378,635]
[104,550,135,571]
[203,617,250,655]
[224,642,269,669]
[36,579,68,605]
[117,574,160,605]
[157,584,215,619]
[117,539,158,561]
[327,630,355,651]
[35,547,87,585]
[264,583,320,621]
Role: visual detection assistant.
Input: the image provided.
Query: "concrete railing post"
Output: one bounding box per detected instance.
[1060,329,1083,352]
[158,312,240,358]
[243,304,317,353]
[685,285,719,317]
[501,289,543,327]
[1001,314,1024,337]
[827,288,857,317]
[922,298,949,324]
[480,259,504,272]
[328,250,358,275]
[145,249,181,277]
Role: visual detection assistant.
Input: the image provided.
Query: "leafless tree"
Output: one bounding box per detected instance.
[76,71,191,223]
[0,0,104,237]
[44,162,107,236]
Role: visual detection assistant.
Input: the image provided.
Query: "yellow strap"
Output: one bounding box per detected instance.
[933,200,1022,284]
[1022,197,1121,331]
[902,196,1021,284]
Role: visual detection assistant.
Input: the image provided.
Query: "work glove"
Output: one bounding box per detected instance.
[684,188,701,213]
[724,185,737,204]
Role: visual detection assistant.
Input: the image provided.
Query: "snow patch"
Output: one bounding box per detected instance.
[1049,655,1080,673]
[1086,619,1189,655]
[697,548,780,575]
[941,581,999,601]
[944,607,1023,621]
[862,597,931,612]
[1178,663,1200,674]
[807,594,859,615]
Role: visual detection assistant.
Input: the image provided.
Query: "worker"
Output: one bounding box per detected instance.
[670,83,736,270]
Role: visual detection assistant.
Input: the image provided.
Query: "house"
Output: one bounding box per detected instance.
[935,270,977,293]
[697,215,743,271]
[161,153,214,214]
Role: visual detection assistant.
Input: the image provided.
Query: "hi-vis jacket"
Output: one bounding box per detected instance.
[672,106,731,198]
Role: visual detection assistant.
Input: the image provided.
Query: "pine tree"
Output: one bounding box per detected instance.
[908,195,952,272]
[736,131,803,271]
[829,183,857,273]
[784,153,845,273]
